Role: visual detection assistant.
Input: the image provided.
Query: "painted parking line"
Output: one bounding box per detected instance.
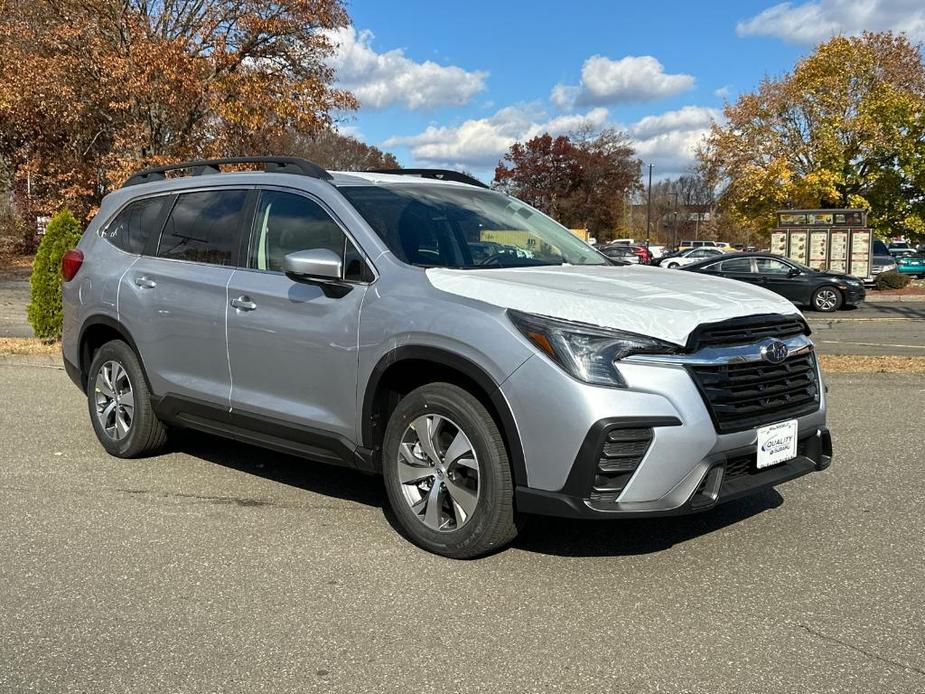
[806,316,925,323]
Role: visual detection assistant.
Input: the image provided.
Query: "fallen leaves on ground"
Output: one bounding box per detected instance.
[0,338,59,355]
[818,354,925,373]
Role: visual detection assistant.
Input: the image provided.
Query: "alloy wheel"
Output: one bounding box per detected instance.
[396,414,480,532]
[815,288,838,311]
[93,360,134,440]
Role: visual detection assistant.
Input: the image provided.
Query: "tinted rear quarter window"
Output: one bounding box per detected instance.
[157,190,248,265]
[103,196,169,254]
[721,257,753,272]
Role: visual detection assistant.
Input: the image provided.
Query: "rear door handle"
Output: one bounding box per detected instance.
[134,276,156,289]
[230,295,257,311]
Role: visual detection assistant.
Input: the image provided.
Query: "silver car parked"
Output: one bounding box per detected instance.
[62,157,832,557]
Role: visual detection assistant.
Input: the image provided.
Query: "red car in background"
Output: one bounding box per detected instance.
[632,245,653,264]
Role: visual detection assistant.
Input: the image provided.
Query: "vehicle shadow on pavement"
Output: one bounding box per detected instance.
[168,431,386,509]
[512,490,783,558]
[167,431,784,558]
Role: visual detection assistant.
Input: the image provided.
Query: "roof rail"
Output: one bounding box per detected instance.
[366,168,489,189]
[121,156,331,188]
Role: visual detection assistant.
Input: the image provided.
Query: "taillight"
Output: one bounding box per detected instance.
[61,249,84,281]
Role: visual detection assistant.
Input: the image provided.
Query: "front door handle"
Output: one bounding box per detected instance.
[134,276,156,289]
[230,295,257,311]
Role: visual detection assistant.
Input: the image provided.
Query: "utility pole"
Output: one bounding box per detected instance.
[673,191,679,248]
[645,163,653,247]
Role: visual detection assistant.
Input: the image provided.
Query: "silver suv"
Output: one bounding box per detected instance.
[62,157,832,558]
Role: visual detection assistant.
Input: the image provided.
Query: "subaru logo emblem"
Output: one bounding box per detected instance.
[760,339,789,364]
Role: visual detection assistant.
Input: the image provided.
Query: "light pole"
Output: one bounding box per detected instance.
[645,163,653,247]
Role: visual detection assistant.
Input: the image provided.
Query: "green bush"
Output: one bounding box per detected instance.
[27,209,83,341]
[874,270,910,290]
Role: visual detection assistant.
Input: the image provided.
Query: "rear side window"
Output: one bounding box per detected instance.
[103,196,169,254]
[720,257,753,272]
[157,190,248,266]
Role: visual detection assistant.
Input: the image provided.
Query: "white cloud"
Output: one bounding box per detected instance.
[384,103,719,177]
[327,26,487,110]
[384,105,610,169]
[714,85,731,98]
[551,55,694,109]
[737,0,925,44]
[628,106,722,176]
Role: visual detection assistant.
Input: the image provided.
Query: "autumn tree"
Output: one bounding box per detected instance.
[280,128,399,171]
[700,32,925,241]
[493,129,641,236]
[0,0,357,219]
[493,134,584,223]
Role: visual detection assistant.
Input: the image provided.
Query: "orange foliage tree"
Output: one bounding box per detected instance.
[0,0,357,219]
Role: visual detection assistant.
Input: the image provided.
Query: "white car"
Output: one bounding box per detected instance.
[660,247,725,268]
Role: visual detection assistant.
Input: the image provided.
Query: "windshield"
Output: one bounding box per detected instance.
[338,184,607,269]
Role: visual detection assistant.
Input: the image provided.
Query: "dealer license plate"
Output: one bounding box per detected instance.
[756,420,798,469]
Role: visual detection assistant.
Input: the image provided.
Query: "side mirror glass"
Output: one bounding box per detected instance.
[284,249,342,282]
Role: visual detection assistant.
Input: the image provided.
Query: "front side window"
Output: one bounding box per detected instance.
[249,190,364,279]
[250,190,342,272]
[755,258,793,275]
[103,196,169,254]
[157,189,248,265]
[338,184,606,269]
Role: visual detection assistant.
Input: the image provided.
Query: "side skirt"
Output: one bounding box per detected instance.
[153,394,377,473]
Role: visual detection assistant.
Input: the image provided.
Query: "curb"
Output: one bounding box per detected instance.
[864,294,925,303]
[0,353,62,367]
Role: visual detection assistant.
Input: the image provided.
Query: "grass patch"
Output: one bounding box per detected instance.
[0,337,60,356]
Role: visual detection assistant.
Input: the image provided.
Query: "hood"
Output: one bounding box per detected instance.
[426,264,801,347]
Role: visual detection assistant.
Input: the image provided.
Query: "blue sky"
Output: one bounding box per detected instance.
[328,0,925,180]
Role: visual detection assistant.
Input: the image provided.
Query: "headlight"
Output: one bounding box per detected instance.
[507,310,680,387]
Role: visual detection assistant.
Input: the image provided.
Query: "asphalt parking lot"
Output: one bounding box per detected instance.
[807,301,925,356]
[1,360,924,693]
[0,267,32,338]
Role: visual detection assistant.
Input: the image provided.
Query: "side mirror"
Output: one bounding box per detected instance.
[284,249,342,282]
[788,268,801,277]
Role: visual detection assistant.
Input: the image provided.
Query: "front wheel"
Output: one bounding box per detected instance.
[811,286,843,312]
[382,382,520,558]
[666,262,680,269]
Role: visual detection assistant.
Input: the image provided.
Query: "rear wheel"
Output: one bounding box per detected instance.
[811,286,843,312]
[382,382,519,558]
[86,340,167,457]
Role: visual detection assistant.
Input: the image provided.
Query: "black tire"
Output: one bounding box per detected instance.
[666,262,680,269]
[382,382,520,558]
[811,286,843,312]
[86,340,167,457]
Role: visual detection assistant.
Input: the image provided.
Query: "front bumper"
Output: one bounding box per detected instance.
[501,330,829,519]
[845,284,866,304]
[516,426,831,519]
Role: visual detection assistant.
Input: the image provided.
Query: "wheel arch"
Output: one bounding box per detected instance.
[362,346,527,486]
[77,315,149,392]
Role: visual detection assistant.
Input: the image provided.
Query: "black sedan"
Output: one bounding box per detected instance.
[680,253,866,312]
